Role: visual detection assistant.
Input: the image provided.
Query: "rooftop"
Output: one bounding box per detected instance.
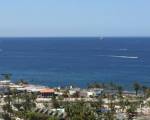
[40,88,55,93]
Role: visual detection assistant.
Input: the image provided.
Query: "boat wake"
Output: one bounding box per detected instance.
[110,55,138,59]
[118,48,128,51]
[97,55,138,59]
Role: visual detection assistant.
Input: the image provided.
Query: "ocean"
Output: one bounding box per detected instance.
[0,37,150,89]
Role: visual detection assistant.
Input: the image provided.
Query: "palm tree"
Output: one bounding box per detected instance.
[88,82,102,89]
[141,85,147,98]
[138,96,144,114]
[64,101,96,120]
[1,73,12,80]
[82,105,96,120]
[146,101,150,108]
[52,96,60,108]
[15,91,36,119]
[117,85,123,98]
[93,96,104,119]
[2,88,13,119]
[103,94,116,120]
[26,112,51,120]
[2,104,12,120]
[109,81,116,90]
[16,79,29,85]
[126,102,137,120]
[118,99,126,112]
[133,82,141,96]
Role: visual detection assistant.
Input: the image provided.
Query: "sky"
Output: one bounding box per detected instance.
[0,0,150,37]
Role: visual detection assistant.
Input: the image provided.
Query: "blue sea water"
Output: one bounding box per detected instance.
[0,37,150,89]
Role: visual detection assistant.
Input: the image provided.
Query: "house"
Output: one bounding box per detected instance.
[16,84,46,93]
[79,90,95,97]
[95,89,103,95]
[68,88,80,96]
[79,89,104,98]
[0,80,11,89]
[40,88,55,98]
[69,90,78,96]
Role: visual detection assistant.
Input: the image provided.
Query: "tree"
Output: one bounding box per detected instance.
[118,99,126,112]
[141,85,147,98]
[126,102,137,120]
[26,112,52,120]
[64,101,96,120]
[109,81,117,90]
[95,95,104,119]
[138,96,144,114]
[22,91,36,112]
[2,113,11,120]
[117,85,123,98]
[107,95,116,120]
[16,79,29,85]
[88,82,102,89]
[2,83,58,120]
[2,104,13,120]
[52,96,60,108]
[2,88,13,120]
[133,82,141,96]
[1,73,12,80]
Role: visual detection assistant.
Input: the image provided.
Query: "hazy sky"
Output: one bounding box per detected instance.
[0,0,150,37]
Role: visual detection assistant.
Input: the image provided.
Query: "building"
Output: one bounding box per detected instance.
[16,84,46,93]
[40,88,55,98]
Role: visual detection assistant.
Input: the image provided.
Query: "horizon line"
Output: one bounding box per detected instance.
[0,36,150,38]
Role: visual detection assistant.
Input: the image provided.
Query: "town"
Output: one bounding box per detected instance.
[0,74,150,120]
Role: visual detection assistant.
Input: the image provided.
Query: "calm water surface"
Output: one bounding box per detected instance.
[0,37,150,89]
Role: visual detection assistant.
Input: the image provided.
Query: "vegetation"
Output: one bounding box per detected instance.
[1,75,150,120]
[133,82,141,96]
[64,101,96,120]
[1,73,12,80]
[16,79,29,85]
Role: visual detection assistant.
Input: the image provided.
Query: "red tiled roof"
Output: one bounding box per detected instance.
[40,88,55,93]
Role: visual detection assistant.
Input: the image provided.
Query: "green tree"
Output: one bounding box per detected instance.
[52,96,60,108]
[16,79,29,85]
[2,88,13,120]
[126,102,137,120]
[141,85,147,98]
[26,112,51,120]
[64,101,96,120]
[117,85,123,98]
[88,82,102,89]
[133,82,141,96]
[22,91,36,112]
[1,73,12,80]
